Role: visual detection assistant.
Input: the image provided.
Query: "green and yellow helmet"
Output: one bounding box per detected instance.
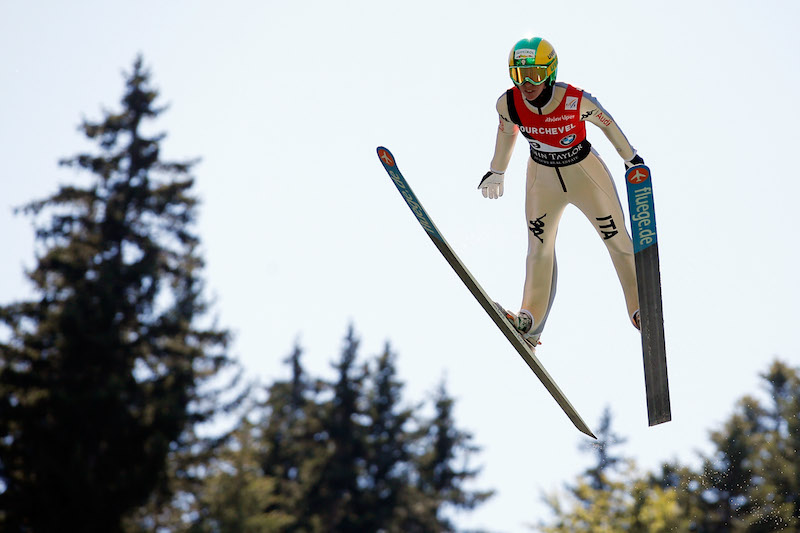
[508,37,558,86]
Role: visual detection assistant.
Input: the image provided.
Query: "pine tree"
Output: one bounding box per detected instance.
[698,398,762,530]
[261,343,312,489]
[666,361,800,532]
[360,343,414,530]
[190,418,294,533]
[538,409,685,532]
[578,406,627,492]
[539,361,800,533]
[259,341,323,532]
[317,325,369,531]
[413,381,494,531]
[186,327,493,532]
[740,361,800,531]
[0,56,241,532]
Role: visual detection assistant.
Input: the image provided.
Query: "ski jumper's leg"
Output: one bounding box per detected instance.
[570,150,639,324]
[520,158,569,336]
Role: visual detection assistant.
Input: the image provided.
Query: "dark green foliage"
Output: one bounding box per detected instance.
[361,342,413,529]
[415,381,494,529]
[641,360,800,532]
[192,327,493,532]
[0,56,242,532]
[538,359,800,532]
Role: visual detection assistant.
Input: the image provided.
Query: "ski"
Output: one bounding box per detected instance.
[624,164,672,426]
[377,146,596,439]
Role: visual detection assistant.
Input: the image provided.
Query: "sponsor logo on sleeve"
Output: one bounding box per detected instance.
[595,111,612,127]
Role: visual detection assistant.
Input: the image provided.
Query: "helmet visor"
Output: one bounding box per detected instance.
[510,65,550,86]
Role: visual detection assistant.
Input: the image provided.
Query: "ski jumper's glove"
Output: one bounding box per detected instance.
[478,170,504,199]
[624,154,645,170]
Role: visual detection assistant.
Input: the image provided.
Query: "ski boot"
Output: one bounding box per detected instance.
[495,303,540,350]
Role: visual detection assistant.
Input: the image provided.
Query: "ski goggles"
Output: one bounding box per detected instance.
[509,64,552,86]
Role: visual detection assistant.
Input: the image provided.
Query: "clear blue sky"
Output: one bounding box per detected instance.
[2,1,799,530]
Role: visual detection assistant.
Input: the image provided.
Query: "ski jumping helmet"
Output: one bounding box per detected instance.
[508,37,558,86]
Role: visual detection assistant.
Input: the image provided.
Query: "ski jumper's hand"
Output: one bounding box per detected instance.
[478,171,504,199]
[625,154,645,170]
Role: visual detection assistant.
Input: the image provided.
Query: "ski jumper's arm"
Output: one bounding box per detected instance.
[579,92,638,163]
[489,94,519,173]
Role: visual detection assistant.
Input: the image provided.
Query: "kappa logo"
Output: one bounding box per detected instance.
[565,96,579,111]
[528,213,547,243]
[560,134,576,146]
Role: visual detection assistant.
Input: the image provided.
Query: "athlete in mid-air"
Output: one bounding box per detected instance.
[479,36,644,350]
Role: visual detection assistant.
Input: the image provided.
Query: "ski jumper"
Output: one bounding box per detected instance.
[489,82,640,336]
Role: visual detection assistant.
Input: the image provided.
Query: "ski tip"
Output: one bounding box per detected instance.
[376,146,396,169]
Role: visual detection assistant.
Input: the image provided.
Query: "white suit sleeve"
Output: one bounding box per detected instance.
[489,94,519,173]
[580,91,637,162]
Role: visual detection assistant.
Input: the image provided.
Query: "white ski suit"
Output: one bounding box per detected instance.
[488,82,640,336]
